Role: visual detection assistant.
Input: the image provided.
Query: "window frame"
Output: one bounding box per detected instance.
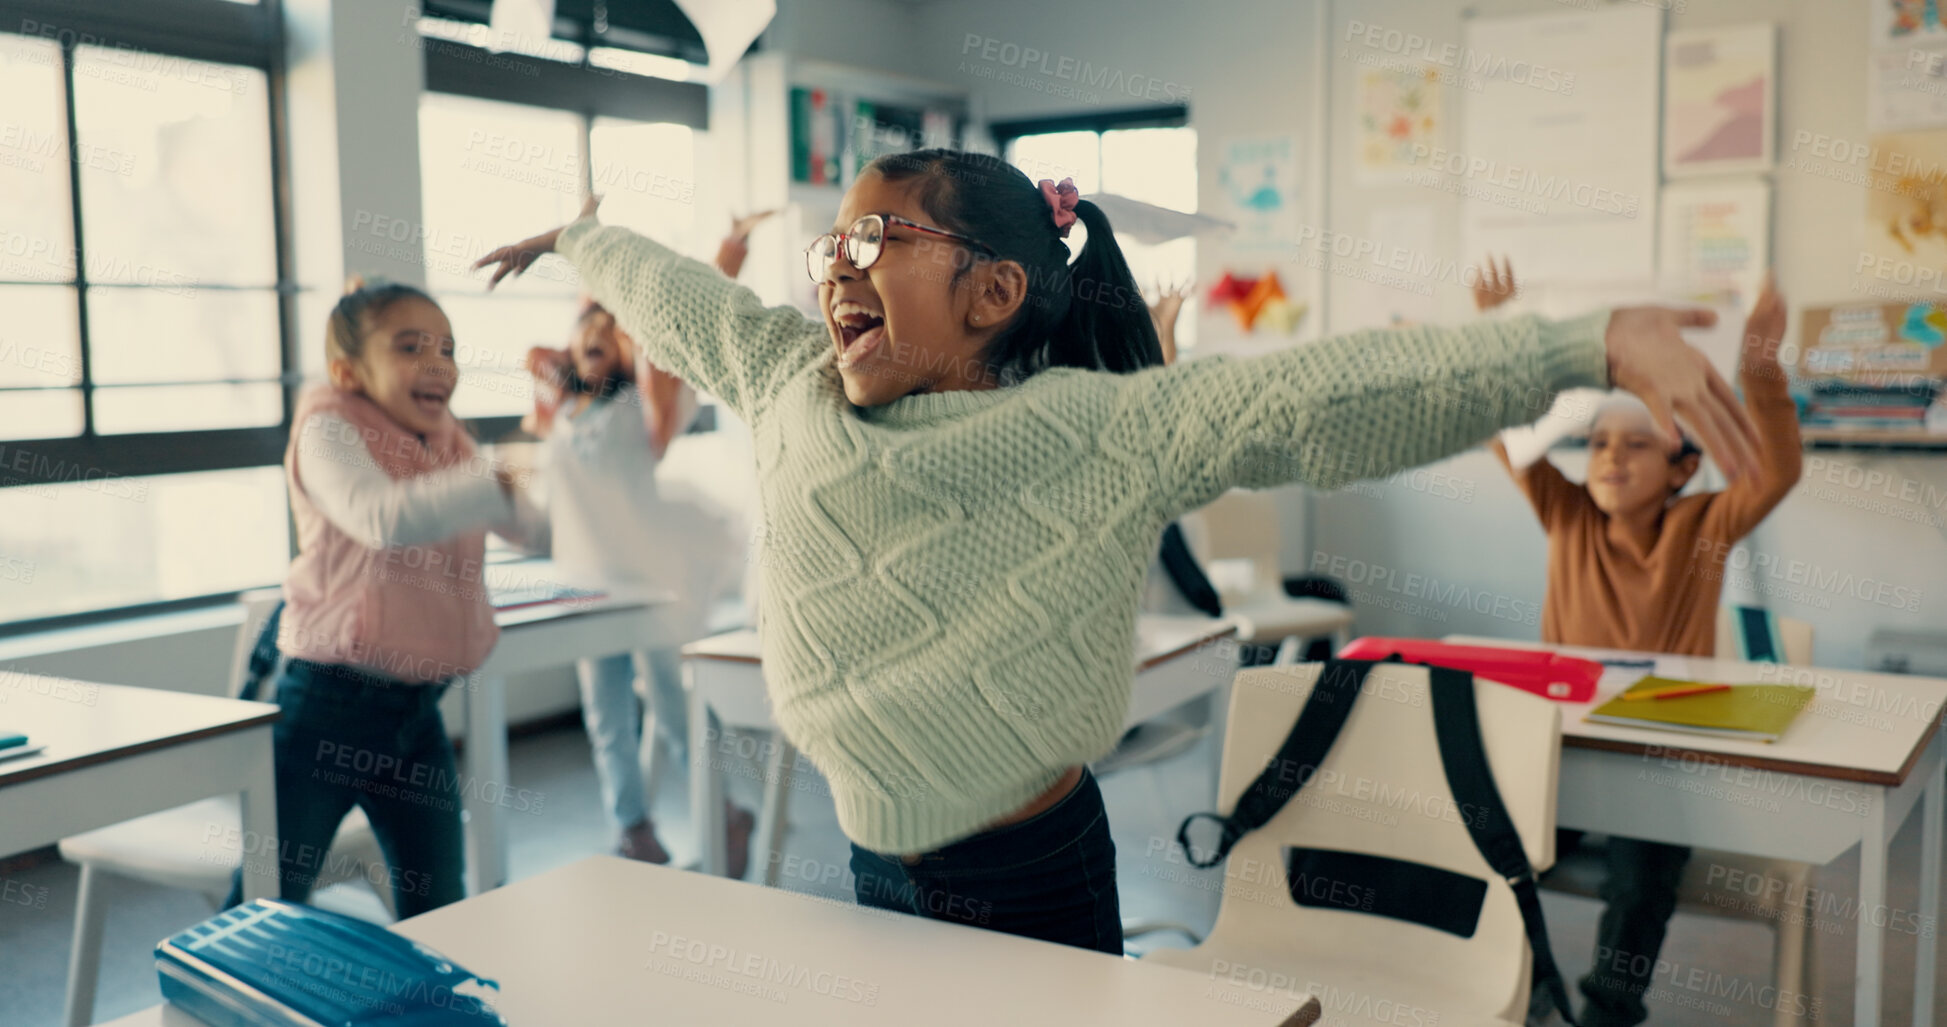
[420,35,710,441]
[988,104,1190,151]
[0,0,718,634]
[0,0,297,487]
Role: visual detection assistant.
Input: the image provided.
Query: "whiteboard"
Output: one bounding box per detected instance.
[1459,6,1661,286]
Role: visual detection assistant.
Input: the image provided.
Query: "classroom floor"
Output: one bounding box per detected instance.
[2,713,1941,1026]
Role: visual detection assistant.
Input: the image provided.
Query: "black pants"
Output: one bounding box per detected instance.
[226,659,467,917]
[1541,829,1692,1027]
[849,768,1122,954]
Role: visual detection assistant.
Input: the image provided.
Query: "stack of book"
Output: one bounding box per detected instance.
[1800,379,1940,432]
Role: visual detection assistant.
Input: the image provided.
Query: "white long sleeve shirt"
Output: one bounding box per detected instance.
[297,412,546,551]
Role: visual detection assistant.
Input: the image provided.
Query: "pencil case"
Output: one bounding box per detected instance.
[156,899,506,1026]
[1335,637,1603,702]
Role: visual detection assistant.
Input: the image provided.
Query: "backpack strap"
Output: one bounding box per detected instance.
[1427,664,1579,1027]
[1175,659,1377,868]
[1158,521,1224,618]
[238,600,285,703]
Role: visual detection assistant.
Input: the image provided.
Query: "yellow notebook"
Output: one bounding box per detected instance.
[1584,677,1815,743]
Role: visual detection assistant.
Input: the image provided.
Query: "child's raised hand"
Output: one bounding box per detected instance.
[1471,255,1517,312]
[1147,277,1193,365]
[1146,278,1192,329]
[1604,306,1762,481]
[1738,273,1788,379]
[730,209,778,242]
[473,195,602,290]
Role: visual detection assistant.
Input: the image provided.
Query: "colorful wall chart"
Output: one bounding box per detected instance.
[1877,0,1947,45]
[1216,134,1299,251]
[1658,179,1772,310]
[1664,24,1776,177]
[1355,67,1441,184]
[1864,130,1947,268]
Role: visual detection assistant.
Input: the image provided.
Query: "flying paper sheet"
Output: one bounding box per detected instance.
[1085,193,1235,246]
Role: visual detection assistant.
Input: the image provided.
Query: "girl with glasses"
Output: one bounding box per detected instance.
[476,148,1761,954]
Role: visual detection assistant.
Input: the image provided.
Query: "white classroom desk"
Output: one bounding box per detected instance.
[0,676,280,902]
[102,855,1320,1027]
[682,615,1241,880]
[467,561,680,894]
[1445,634,1947,1027]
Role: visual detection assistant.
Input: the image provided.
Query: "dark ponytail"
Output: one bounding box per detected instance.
[869,149,1163,382]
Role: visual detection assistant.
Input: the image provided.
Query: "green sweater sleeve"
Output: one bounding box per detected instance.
[557,218,827,419]
[1109,311,1611,515]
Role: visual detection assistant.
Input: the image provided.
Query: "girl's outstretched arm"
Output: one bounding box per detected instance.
[1114,306,1759,516]
[1127,313,1610,513]
[477,203,824,421]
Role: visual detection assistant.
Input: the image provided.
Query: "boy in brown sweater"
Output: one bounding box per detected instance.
[1489,277,1802,1026]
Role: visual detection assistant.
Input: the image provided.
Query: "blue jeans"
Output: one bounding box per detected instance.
[576,648,688,831]
[849,768,1122,954]
[225,659,466,918]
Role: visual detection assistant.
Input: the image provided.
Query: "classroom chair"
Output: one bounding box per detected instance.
[1147,661,1562,1025]
[1118,636,1318,949]
[1180,489,1355,658]
[57,590,393,1027]
[1538,606,1817,1027]
[1715,605,1814,666]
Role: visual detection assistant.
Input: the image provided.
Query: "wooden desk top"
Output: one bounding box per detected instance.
[103,858,1317,1026]
[1442,635,1947,786]
[0,674,277,789]
[409,856,1312,1026]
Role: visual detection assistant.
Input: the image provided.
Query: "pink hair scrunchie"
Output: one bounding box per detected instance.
[1038,177,1080,238]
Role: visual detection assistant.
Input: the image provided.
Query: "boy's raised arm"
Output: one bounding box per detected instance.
[1711,278,1804,537]
[1488,434,1586,526]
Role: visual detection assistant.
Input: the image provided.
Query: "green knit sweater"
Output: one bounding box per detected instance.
[559,217,1610,854]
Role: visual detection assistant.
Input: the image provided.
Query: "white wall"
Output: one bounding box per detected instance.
[886,0,1939,669]
[1310,0,1944,669]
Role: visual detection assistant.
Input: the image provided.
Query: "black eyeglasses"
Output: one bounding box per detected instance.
[804,213,994,283]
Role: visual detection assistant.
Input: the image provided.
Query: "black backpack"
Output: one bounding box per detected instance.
[1175,658,1579,1026]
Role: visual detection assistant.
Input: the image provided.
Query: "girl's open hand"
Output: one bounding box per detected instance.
[1146,277,1193,365]
[473,195,602,290]
[730,209,778,242]
[1471,255,1517,312]
[1604,306,1762,480]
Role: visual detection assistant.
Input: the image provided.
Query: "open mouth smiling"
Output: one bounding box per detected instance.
[831,300,887,368]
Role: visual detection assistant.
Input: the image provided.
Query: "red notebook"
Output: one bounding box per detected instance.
[1335,638,1604,702]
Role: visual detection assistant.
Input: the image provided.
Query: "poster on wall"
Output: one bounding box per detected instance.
[1864,130,1947,270]
[1658,179,1771,310]
[1875,0,1947,46]
[1663,24,1776,178]
[1355,67,1442,184]
[1871,44,1947,131]
[1460,6,1660,285]
[1216,134,1300,251]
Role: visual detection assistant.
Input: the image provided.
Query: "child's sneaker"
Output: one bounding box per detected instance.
[619,819,670,864]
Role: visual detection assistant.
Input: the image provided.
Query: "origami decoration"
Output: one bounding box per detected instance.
[1232,272,1286,332]
[1257,297,1308,335]
[1206,271,1257,307]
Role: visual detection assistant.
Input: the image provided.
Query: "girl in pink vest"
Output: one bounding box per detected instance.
[262,279,542,915]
